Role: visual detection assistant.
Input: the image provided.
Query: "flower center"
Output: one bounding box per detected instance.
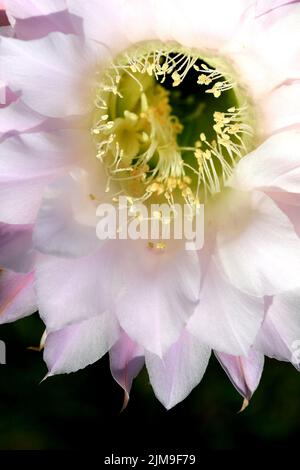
[91,43,256,211]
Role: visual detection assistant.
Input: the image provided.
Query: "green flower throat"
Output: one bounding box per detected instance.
[91,43,255,210]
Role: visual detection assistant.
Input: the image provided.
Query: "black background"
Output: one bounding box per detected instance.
[0,313,300,451]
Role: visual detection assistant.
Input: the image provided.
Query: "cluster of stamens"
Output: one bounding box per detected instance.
[91,46,253,213]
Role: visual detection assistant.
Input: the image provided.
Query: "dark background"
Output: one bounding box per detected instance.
[0,313,299,451]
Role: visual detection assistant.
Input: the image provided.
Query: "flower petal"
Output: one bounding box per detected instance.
[215,349,264,399]
[268,190,300,237]
[11,10,81,41]
[262,83,300,135]
[35,246,120,331]
[0,131,72,223]
[0,99,44,136]
[1,32,109,118]
[216,191,300,296]
[115,241,201,357]
[0,223,34,272]
[3,0,66,19]
[33,173,101,258]
[109,331,144,402]
[255,292,300,368]
[231,130,300,194]
[0,269,36,324]
[187,255,264,355]
[44,310,119,375]
[145,330,211,409]
[255,0,300,17]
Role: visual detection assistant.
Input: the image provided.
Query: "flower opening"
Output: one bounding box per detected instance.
[92,43,256,211]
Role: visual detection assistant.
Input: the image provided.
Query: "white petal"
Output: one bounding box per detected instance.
[0,131,72,223]
[0,99,44,135]
[232,3,300,97]
[231,130,300,193]
[216,191,300,296]
[33,173,101,258]
[262,83,300,135]
[115,241,201,357]
[0,223,34,273]
[3,0,66,19]
[67,0,252,53]
[35,246,120,331]
[109,331,144,399]
[255,0,299,17]
[1,32,109,117]
[44,311,120,375]
[255,292,300,367]
[0,270,36,324]
[187,256,264,355]
[145,330,211,409]
[216,349,264,399]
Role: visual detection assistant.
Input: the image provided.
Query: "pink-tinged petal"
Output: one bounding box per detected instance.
[231,130,300,194]
[0,87,20,108]
[187,255,264,355]
[215,349,264,400]
[269,192,300,237]
[228,3,300,98]
[255,292,300,368]
[0,129,75,174]
[37,238,200,355]
[109,331,144,406]
[44,311,120,375]
[0,175,58,224]
[216,191,300,296]
[262,83,300,135]
[0,223,34,273]
[1,32,109,118]
[11,11,82,40]
[0,269,36,324]
[0,99,45,136]
[0,131,73,223]
[255,0,300,17]
[115,241,201,357]
[35,244,121,331]
[3,0,66,18]
[33,173,101,258]
[145,330,211,409]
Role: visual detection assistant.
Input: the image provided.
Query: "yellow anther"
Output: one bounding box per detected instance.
[156,242,166,250]
[182,187,193,198]
[124,110,138,123]
[183,176,192,184]
[172,71,181,87]
[228,123,241,134]
[197,74,212,85]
